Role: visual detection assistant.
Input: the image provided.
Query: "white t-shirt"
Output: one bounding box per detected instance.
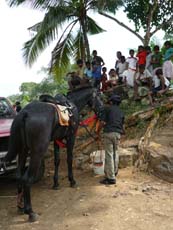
[126,57,137,70]
[117,62,127,76]
[135,69,152,80]
[153,75,170,88]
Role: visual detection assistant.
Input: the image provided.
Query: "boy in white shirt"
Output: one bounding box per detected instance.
[148,68,170,106]
[123,49,138,87]
[134,64,152,100]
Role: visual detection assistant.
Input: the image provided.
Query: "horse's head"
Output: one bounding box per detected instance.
[88,89,104,121]
[67,86,104,120]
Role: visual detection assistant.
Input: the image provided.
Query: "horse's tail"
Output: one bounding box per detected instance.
[5,111,28,162]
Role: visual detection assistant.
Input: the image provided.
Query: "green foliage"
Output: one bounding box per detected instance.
[6,0,122,78]
[8,73,68,107]
[124,0,173,33]
[120,100,148,117]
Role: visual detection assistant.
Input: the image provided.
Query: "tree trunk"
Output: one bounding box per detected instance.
[81,21,90,62]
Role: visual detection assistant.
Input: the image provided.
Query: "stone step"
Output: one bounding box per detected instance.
[118,147,138,169]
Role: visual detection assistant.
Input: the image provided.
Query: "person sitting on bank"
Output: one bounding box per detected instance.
[100,94,124,185]
[134,64,152,100]
[148,68,170,106]
[67,72,81,91]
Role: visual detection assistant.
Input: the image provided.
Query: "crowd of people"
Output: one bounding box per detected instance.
[66,41,173,185]
[67,40,173,106]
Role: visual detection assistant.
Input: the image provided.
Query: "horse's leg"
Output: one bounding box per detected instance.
[52,141,60,190]
[66,136,76,187]
[16,151,27,213]
[23,155,42,222]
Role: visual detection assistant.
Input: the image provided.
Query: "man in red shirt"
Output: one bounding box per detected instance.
[136,45,147,66]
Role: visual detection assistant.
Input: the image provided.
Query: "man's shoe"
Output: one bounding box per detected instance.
[99,178,116,185]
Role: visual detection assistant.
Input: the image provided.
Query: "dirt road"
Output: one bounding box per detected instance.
[0,158,173,230]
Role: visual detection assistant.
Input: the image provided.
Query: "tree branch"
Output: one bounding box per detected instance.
[150,15,173,37]
[145,0,158,42]
[99,11,144,44]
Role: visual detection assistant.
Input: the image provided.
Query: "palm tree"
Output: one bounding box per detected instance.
[7,0,122,77]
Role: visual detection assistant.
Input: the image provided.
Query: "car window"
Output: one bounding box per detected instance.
[0,98,15,117]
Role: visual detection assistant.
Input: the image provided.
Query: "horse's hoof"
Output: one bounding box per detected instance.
[52,184,60,190]
[28,212,38,222]
[70,182,78,188]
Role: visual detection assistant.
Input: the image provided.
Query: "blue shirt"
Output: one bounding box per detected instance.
[84,68,92,78]
[92,65,101,79]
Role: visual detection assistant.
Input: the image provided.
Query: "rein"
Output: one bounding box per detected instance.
[79,114,100,141]
[55,114,101,148]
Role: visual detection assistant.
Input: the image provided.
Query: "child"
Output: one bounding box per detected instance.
[108,68,118,88]
[115,51,122,72]
[101,67,108,92]
[148,68,170,106]
[124,49,138,87]
[134,64,152,100]
[163,41,173,81]
[75,59,85,79]
[136,45,147,66]
[84,61,93,84]
[145,46,153,75]
[116,56,127,84]
[151,45,162,71]
[92,61,102,90]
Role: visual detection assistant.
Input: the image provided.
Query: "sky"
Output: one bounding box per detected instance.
[0,0,164,97]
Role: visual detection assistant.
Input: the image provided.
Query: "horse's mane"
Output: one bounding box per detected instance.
[67,84,93,95]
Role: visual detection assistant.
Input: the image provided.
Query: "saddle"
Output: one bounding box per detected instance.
[39,94,73,126]
[56,104,70,126]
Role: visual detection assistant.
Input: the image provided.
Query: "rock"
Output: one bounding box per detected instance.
[127,88,134,99]
[118,147,138,168]
[146,142,173,183]
[141,97,150,106]
[121,99,129,107]
[138,86,149,97]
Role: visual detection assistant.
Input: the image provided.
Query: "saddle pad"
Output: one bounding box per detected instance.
[57,104,70,126]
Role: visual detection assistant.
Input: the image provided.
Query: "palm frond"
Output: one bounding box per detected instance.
[6,0,68,10]
[86,16,106,35]
[51,33,75,80]
[73,28,85,61]
[22,5,76,66]
[29,6,72,33]
[23,22,57,66]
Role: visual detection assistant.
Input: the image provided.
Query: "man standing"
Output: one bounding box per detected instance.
[100,95,124,185]
[92,50,105,67]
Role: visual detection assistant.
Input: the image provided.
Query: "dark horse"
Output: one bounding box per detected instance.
[2,86,104,222]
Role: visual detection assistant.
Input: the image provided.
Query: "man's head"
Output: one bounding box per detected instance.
[145,46,151,54]
[155,68,163,76]
[153,45,160,53]
[120,56,126,63]
[102,67,107,73]
[164,41,172,49]
[77,59,83,67]
[109,94,121,105]
[129,49,135,57]
[85,61,91,68]
[116,51,122,59]
[138,45,144,52]
[92,50,97,56]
